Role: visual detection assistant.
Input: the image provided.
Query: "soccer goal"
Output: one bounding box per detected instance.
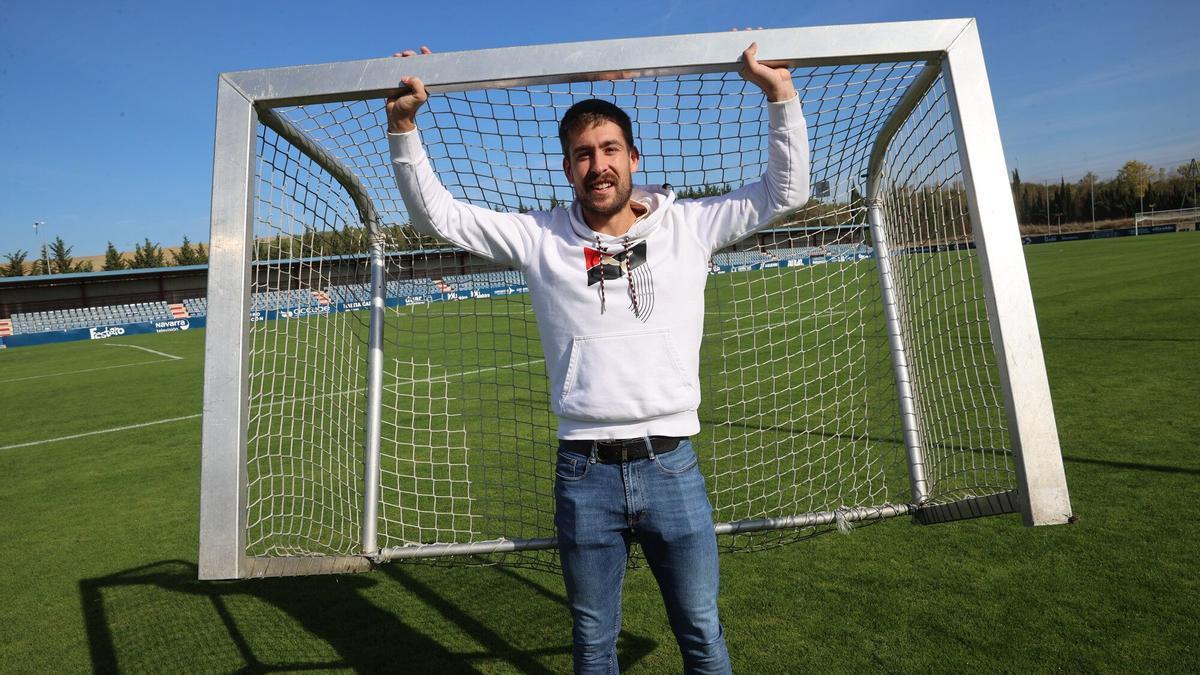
[200,19,1071,580]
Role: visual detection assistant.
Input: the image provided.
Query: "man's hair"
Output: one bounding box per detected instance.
[558,99,635,156]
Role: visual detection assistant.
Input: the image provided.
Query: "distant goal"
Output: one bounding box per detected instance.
[200,19,1071,580]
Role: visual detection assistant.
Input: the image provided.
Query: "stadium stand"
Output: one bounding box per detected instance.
[768,244,874,261]
[442,270,526,291]
[183,297,208,316]
[9,252,887,337]
[386,278,443,298]
[326,283,370,304]
[10,301,178,334]
[5,277,463,336]
[251,289,321,311]
[710,251,776,267]
[770,246,824,259]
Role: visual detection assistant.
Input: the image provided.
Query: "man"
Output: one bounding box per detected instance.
[387,42,808,674]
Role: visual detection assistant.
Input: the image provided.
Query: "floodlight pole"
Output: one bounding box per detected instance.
[1090,175,1095,230]
[33,221,48,274]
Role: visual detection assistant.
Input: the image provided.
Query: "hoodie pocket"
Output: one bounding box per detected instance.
[557,328,698,422]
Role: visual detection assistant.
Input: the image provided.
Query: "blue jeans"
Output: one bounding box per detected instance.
[554,439,731,675]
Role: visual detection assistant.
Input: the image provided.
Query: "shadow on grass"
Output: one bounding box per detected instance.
[1062,455,1200,475]
[1043,334,1200,343]
[79,559,656,673]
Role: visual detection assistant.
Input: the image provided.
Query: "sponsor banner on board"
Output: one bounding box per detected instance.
[279,305,332,319]
[1023,223,1178,245]
[89,326,127,340]
[154,319,191,333]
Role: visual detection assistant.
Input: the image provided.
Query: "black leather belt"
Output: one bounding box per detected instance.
[560,436,685,464]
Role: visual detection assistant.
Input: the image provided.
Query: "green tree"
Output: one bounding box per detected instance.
[1117,160,1155,212]
[103,242,126,271]
[29,246,50,276]
[129,238,167,269]
[47,236,92,274]
[172,236,208,266]
[2,250,28,277]
[1059,177,1073,223]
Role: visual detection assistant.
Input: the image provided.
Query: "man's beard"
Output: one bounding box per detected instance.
[578,173,633,218]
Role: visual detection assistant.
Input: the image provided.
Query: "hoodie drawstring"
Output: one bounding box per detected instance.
[594,235,607,314]
[623,236,640,319]
[593,235,640,318]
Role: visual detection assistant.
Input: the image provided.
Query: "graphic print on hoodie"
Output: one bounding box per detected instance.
[583,240,654,321]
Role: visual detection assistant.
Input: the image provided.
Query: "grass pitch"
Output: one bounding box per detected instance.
[1,233,1197,672]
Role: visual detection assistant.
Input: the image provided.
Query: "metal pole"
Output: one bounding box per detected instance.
[374,504,918,560]
[1090,174,1095,230]
[941,22,1071,525]
[866,193,929,505]
[361,233,386,556]
[33,221,48,275]
[1192,159,1197,208]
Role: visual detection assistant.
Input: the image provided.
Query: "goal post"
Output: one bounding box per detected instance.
[200,19,1071,580]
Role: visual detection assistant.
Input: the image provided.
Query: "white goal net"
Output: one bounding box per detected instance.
[201,22,1069,579]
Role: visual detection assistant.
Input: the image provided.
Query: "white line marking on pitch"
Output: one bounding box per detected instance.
[389,358,544,387]
[0,414,202,451]
[5,309,840,451]
[0,358,179,384]
[0,343,184,384]
[251,358,546,410]
[104,343,184,360]
[4,358,545,450]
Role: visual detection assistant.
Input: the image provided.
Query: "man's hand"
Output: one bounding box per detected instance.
[738,42,796,103]
[386,46,432,134]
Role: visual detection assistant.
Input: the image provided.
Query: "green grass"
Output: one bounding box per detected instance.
[1,233,1198,672]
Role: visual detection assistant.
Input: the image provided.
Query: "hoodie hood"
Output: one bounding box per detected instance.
[568,184,676,244]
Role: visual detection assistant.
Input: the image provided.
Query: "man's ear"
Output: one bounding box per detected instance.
[562,156,573,183]
[630,146,640,174]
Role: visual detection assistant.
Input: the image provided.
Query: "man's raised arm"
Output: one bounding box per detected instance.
[386,48,538,269]
[679,42,810,253]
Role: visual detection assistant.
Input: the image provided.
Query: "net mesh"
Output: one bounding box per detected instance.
[874,73,1015,504]
[242,59,1016,570]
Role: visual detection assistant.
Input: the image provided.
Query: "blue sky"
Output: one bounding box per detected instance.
[1,0,1196,256]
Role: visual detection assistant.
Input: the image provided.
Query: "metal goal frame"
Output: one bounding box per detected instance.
[200,18,1071,580]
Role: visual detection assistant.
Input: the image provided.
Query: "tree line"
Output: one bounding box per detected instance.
[1,236,208,277]
[6,158,1194,278]
[1012,159,1199,226]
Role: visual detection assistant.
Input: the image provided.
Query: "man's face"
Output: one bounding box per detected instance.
[563,120,639,219]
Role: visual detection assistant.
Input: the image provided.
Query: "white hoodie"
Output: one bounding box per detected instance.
[390,95,809,440]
